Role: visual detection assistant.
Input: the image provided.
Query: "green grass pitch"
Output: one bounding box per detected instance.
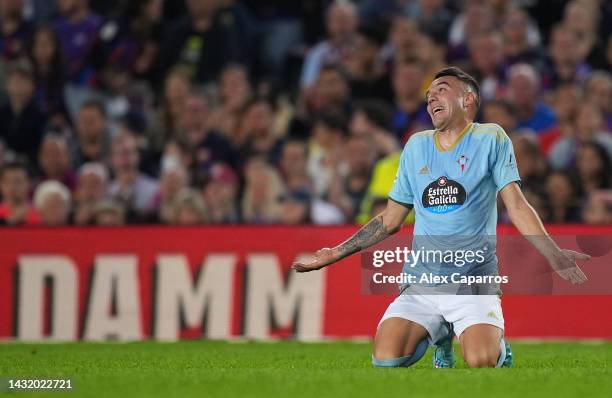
[1,341,611,398]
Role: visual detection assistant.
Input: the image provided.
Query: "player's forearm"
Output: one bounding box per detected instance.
[332,214,400,260]
[507,202,561,260]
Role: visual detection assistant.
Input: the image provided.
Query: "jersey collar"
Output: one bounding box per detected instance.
[434,122,473,152]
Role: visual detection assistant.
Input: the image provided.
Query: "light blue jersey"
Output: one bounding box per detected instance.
[389,122,521,283]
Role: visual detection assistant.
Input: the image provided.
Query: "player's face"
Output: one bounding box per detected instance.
[425,76,466,129]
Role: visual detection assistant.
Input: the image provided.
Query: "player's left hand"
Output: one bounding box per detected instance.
[549,249,590,284]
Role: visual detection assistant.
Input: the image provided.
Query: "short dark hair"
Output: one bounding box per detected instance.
[80,99,107,118]
[433,67,480,109]
[319,63,349,82]
[484,98,516,117]
[314,110,349,135]
[0,161,28,180]
[354,99,394,132]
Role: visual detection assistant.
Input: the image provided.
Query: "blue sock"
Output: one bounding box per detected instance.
[372,338,429,368]
[496,338,507,368]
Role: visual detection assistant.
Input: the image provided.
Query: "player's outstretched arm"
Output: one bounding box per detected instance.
[292,200,412,272]
[500,182,590,284]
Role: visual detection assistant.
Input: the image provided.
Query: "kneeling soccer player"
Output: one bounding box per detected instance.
[293,67,590,368]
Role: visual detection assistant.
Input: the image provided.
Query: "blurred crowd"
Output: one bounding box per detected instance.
[0,0,611,226]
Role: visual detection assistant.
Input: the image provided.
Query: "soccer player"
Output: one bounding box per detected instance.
[292,67,590,368]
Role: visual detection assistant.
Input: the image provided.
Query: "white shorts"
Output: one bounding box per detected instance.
[378,294,504,343]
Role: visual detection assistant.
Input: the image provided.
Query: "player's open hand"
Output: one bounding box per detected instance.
[292,248,339,272]
[549,249,590,284]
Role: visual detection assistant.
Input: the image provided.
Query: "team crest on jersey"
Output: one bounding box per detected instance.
[422,176,466,214]
[457,154,469,172]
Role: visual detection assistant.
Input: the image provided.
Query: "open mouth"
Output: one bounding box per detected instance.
[433,106,444,116]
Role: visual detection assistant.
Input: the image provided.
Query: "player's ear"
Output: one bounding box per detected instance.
[464,92,476,109]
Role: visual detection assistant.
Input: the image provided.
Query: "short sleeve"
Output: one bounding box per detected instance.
[492,132,521,192]
[389,144,414,206]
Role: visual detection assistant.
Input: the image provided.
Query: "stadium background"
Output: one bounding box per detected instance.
[0,0,611,343]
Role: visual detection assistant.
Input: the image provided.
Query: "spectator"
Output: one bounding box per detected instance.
[482,99,517,134]
[300,0,358,90]
[73,161,108,225]
[305,64,352,117]
[500,7,542,67]
[391,56,431,143]
[0,0,33,61]
[575,142,611,197]
[236,98,283,165]
[405,0,452,42]
[0,161,39,225]
[26,25,69,128]
[241,155,285,224]
[308,112,349,197]
[468,31,506,101]
[207,64,252,140]
[583,71,612,132]
[549,104,612,170]
[279,139,311,193]
[157,0,248,84]
[70,100,109,167]
[345,24,390,101]
[161,138,195,181]
[416,33,447,92]
[179,91,236,185]
[448,1,495,59]
[326,134,377,220]
[350,99,399,156]
[156,162,189,224]
[108,132,158,222]
[53,0,103,85]
[36,134,76,190]
[169,188,208,225]
[550,83,581,137]
[279,189,311,225]
[545,171,582,223]
[33,180,71,225]
[543,25,590,90]
[561,0,599,65]
[98,50,154,135]
[507,63,560,152]
[510,131,546,190]
[117,114,157,177]
[93,199,125,225]
[583,192,612,225]
[124,0,163,81]
[203,163,239,223]
[149,69,191,151]
[383,16,420,66]
[0,61,47,166]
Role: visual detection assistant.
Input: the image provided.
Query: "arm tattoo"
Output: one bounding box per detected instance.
[336,215,392,258]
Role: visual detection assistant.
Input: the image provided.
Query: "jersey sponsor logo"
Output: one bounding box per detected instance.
[421,176,466,214]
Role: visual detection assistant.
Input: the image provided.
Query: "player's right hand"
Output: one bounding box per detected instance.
[292,248,340,272]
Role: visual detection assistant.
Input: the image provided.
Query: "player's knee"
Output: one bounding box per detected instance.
[372,346,401,361]
[464,350,497,368]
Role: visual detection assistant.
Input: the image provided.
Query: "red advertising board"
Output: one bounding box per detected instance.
[1,225,611,341]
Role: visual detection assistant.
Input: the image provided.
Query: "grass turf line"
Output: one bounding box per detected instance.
[0,341,611,398]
